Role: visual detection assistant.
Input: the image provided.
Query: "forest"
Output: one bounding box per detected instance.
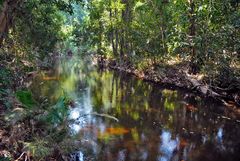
[0,0,240,160]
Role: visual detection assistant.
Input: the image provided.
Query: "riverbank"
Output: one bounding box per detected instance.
[95,55,240,119]
[0,53,32,160]
[0,52,76,160]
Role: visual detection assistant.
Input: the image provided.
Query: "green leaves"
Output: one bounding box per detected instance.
[0,68,12,87]
[0,0,4,7]
[44,97,69,124]
[23,139,52,159]
[0,157,11,161]
[134,2,146,11]
[16,90,37,109]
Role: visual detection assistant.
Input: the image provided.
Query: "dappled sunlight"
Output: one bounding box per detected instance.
[166,56,183,66]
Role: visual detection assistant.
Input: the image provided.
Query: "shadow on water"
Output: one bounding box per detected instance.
[30,56,240,161]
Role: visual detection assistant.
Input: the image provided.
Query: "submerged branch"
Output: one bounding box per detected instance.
[79,112,119,122]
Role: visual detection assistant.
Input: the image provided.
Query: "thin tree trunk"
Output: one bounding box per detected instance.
[159,6,167,56]
[98,21,103,57]
[189,0,196,59]
[115,29,119,56]
[120,28,124,61]
[0,0,9,46]
[188,0,198,74]
[0,0,22,47]
[114,6,119,57]
[121,0,132,58]
[109,5,117,56]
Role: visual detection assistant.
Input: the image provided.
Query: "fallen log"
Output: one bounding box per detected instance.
[186,76,221,97]
[184,72,240,110]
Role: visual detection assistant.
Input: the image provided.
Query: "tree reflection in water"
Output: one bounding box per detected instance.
[30,57,240,161]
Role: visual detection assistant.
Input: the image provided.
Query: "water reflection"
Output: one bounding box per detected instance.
[69,87,95,134]
[30,56,240,161]
[159,130,179,161]
[217,127,223,143]
[71,151,84,161]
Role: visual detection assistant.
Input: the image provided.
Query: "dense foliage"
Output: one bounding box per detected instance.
[0,0,82,57]
[74,0,239,82]
[1,0,239,79]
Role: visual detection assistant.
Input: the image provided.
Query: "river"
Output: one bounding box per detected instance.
[30,56,240,161]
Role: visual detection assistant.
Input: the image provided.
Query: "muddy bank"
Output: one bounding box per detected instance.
[95,55,240,119]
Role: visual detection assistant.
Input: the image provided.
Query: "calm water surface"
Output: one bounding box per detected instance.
[31,56,240,161]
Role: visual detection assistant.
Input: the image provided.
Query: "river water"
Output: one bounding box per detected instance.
[30,56,240,161]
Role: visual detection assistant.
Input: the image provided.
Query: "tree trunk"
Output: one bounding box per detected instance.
[0,0,9,46]
[109,5,117,56]
[0,0,22,47]
[120,28,124,61]
[114,5,119,57]
[159,5,168,56]
[97,20,103,57]
[122,0,132,58]
[188,0,198,74]
[115,29,119,56]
